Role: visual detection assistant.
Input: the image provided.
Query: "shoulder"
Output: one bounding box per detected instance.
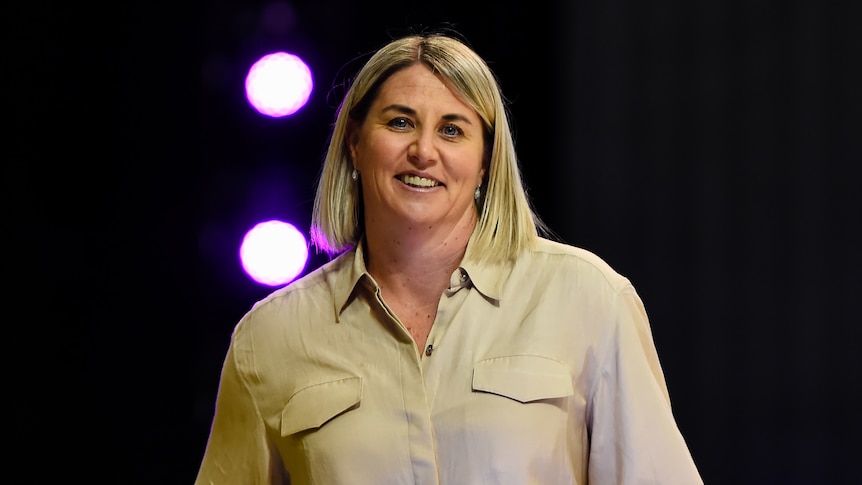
[524,237,632,293]
[233,251,354,338]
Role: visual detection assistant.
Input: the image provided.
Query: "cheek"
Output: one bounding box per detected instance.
[462,149,487,183]
[360,137,402,172]
[352,139,375,173]
[351,128,379,169]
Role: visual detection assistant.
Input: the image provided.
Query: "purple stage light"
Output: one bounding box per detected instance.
[239,219,309,286]
[245,52,313,118]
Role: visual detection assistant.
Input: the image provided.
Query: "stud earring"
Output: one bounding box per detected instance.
[474,185,481,200]
[351,169,358,182]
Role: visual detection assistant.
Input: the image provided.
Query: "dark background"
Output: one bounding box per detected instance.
[8,0,861,483]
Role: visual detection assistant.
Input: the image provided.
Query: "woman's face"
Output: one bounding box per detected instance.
[349,63,486,234]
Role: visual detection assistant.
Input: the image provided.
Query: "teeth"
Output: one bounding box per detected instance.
[400,175,439,188]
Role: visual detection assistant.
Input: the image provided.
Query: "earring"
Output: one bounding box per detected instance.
[474,185,481,201]
[351,169,358,182]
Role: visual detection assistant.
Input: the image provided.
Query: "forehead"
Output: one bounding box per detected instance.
[374,64,472,110]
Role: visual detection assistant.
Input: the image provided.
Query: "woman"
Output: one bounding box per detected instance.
[195,32,703,484]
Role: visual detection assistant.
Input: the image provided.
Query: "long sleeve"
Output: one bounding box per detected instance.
[194,340,287,485]
[587,285,703,484]
[193,240,703,484]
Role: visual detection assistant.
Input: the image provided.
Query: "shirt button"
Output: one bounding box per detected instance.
[460,269,468,281]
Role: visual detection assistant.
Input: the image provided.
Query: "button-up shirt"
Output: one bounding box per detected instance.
[195,237,703,484]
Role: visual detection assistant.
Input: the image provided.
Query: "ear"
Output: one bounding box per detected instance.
[347,120,360,167]
[480,144,492,184]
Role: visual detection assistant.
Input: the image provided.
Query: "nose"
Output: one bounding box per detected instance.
[407,129,437,167]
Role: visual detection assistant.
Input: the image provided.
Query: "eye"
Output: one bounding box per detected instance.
[440,123,464,138]
[387,117,413,130]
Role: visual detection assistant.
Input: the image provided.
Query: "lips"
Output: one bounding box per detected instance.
[398,174,440,188]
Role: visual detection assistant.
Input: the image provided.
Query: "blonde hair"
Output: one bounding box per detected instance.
[310,33,548,263]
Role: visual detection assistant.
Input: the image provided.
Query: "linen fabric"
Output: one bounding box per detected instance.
[195,237,703,484]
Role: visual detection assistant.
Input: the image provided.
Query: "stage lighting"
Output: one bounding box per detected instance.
[239,219,309,286]
[245,52,313,118]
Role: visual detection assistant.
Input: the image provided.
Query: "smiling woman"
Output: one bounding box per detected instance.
[194,31,704,485]
[343,62,492,353]
[347,63,487,297]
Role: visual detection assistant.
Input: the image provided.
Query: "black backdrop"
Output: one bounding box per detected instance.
[8,1,861,483]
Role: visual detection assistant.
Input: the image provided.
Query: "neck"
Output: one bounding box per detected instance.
[363,212,476,295]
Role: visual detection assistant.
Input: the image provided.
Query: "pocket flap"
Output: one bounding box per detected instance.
[472,355,573,403]
[281,376,362,436]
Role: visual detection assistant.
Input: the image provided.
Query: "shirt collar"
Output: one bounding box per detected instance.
[330,243,371,320]
[459,253,510,302]
[330,238,514,318]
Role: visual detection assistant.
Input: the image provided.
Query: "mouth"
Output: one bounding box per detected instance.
[398,174,441,188]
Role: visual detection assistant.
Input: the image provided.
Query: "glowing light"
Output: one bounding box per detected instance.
[245,52,313,117]
[239,220,309,286]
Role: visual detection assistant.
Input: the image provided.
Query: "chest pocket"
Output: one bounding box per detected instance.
[280,376,363,436]
[472,355,573,403]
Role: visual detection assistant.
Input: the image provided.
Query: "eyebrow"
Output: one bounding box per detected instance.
[380,104,474,125]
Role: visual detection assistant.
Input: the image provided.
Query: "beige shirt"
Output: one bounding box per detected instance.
[195,237,703,484]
